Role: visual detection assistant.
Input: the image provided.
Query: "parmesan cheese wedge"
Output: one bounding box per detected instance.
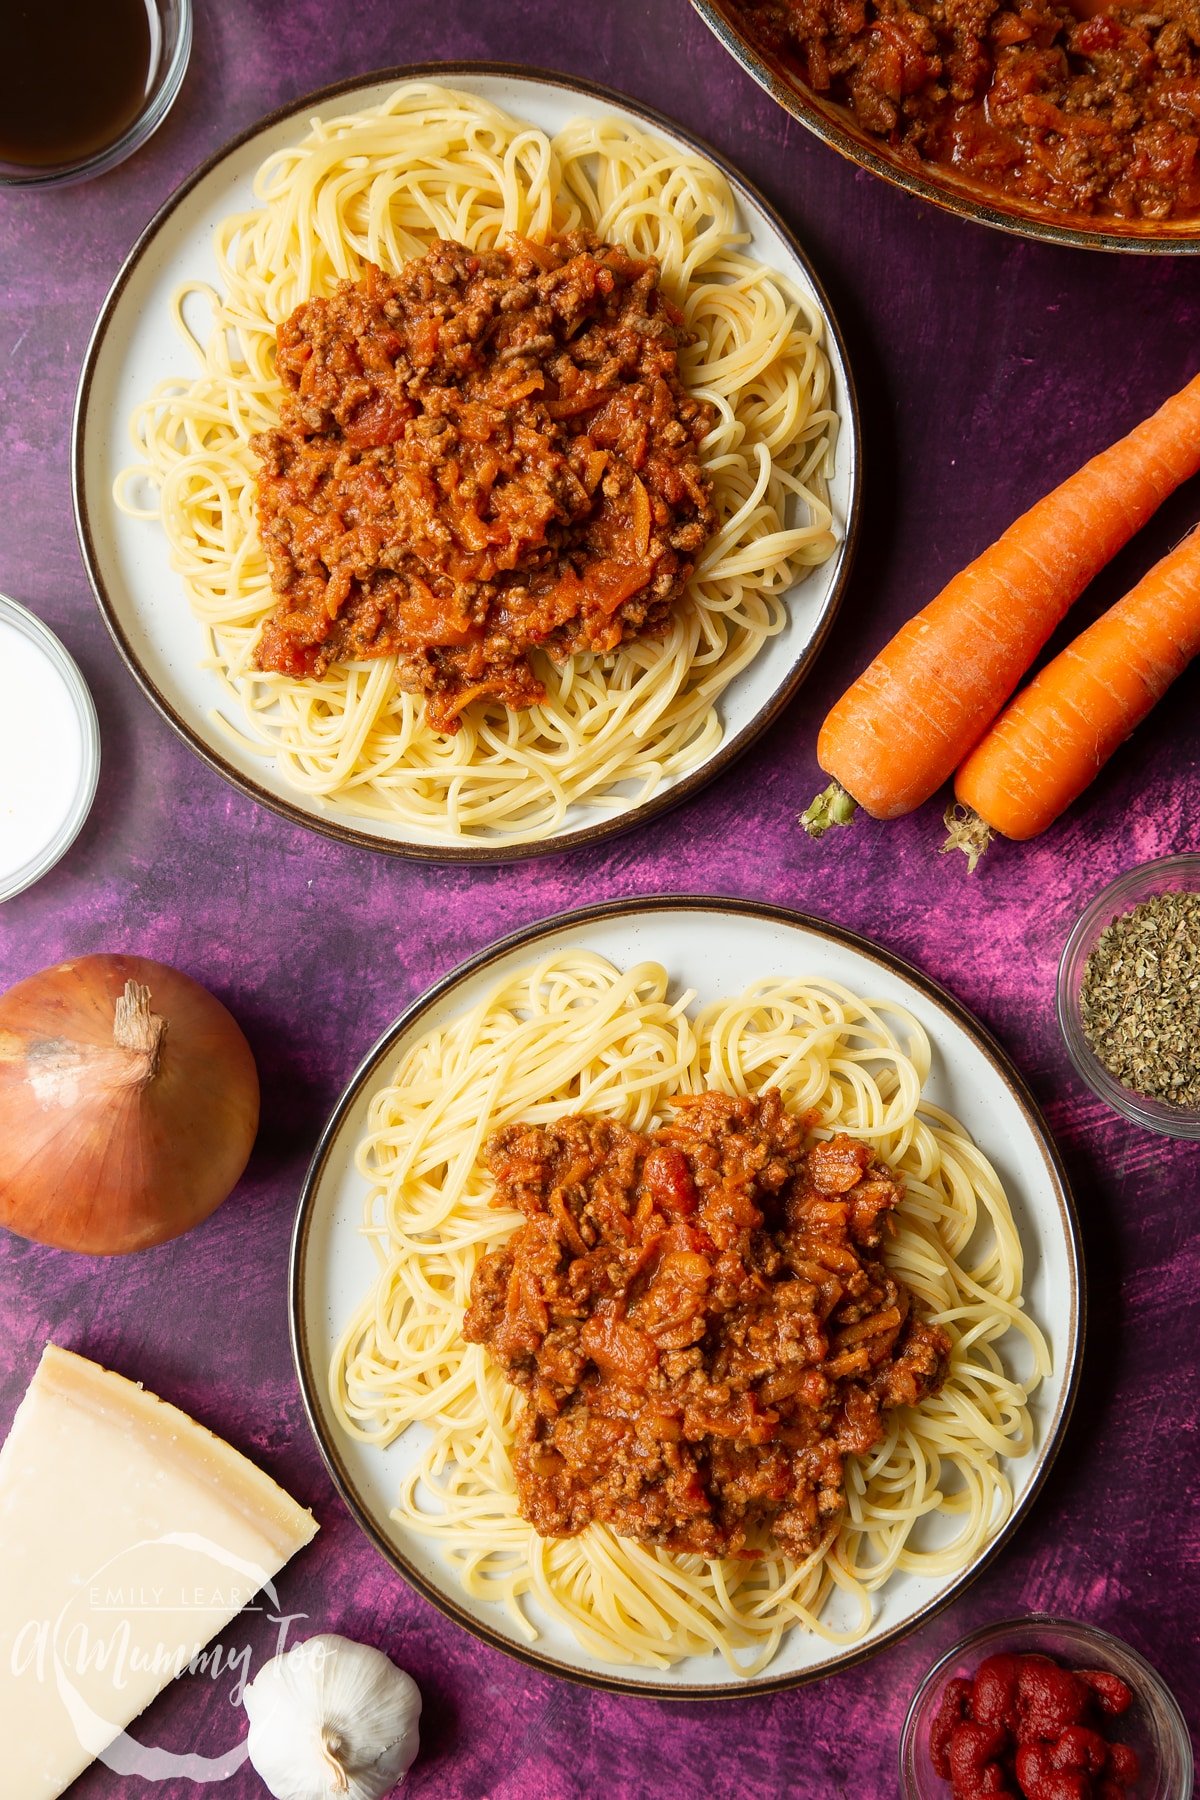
[0,1344,317,1799]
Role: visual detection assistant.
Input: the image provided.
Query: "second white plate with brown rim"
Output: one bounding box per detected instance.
[290,896,1083,1696]
[73,64,860,864]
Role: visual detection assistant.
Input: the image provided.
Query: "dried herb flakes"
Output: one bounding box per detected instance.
[1079,889,1200,1109]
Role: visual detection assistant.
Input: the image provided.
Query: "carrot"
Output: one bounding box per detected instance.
[943,525,1200,868]
[801,369,1200,838]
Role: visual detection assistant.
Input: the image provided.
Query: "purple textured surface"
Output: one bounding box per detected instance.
[0,3,1198,1796]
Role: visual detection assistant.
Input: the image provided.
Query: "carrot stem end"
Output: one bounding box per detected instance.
[801,782,858,839]
[941,803,993,873]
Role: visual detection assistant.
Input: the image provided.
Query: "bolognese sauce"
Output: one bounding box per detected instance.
[464,1091,950,1561]
[733,0,1200,219]
[251,233,715,733]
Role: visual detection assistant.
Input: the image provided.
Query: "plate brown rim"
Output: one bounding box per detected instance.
[71,62,862,866]
[691,0,1200,256]
[288,893,1085,1700]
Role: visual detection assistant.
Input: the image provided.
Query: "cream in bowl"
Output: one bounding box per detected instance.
[0,597,100,901]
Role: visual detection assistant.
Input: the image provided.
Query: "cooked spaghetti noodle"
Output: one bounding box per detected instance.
[330,954,1050,1674]
[115,84,839,847]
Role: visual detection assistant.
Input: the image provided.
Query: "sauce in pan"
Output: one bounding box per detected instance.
[733,0,1200,221]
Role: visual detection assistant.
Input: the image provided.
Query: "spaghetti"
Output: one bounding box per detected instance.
[330,953,1050,1674]
[115,84,839,847]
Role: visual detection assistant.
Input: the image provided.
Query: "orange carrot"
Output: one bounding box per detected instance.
[801,370,1200,838]
[943,526,1200,867]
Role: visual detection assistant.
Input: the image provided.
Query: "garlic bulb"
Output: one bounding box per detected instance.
[243,1634,421,1800]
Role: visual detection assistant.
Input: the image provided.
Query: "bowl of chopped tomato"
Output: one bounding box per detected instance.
[899,1617,1193,1800]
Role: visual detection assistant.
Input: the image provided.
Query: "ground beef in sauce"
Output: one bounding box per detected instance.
[250,233,715,733]
[463,1091,951,1561]
[733,0,1200,218]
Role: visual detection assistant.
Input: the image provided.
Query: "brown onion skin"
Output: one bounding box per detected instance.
[0,954,260,1255]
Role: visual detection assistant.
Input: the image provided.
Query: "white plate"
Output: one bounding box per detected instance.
[290,898,1083,1696]
[72,64,860,864]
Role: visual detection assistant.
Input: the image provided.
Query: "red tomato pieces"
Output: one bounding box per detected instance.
[1018,1659,1092,1740]
[929,1650,1140,1800]
[642,1144,697,1216]
[932,1678,976,1777]
[1078,1671,1135,1717]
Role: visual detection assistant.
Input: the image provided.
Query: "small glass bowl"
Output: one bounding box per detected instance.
[0,0,191,189]
[900,1616,1194,1800]
[0,595,100,901]
[1057,853,1200,1141]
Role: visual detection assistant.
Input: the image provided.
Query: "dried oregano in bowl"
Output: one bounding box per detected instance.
[1057,854,1200,1140]
[1079,890,1200,1109]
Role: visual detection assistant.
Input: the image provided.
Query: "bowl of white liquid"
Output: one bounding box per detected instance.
[0,596,100,901]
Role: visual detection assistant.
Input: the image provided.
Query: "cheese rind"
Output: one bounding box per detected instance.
[0,1343,317,1799]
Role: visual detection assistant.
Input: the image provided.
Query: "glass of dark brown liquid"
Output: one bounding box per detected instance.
[0,0,191,187]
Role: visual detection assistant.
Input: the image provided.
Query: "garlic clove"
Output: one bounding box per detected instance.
[244,1634,421,1800]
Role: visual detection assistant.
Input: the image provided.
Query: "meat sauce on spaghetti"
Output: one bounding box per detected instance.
[251,233,715,733]
[733,0,1200,219]
[464,1090,951,1560]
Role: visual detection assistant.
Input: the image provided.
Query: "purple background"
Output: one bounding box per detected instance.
[1,2,1197,1795]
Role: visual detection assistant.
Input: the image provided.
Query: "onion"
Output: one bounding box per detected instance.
[0,954,260,1254]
